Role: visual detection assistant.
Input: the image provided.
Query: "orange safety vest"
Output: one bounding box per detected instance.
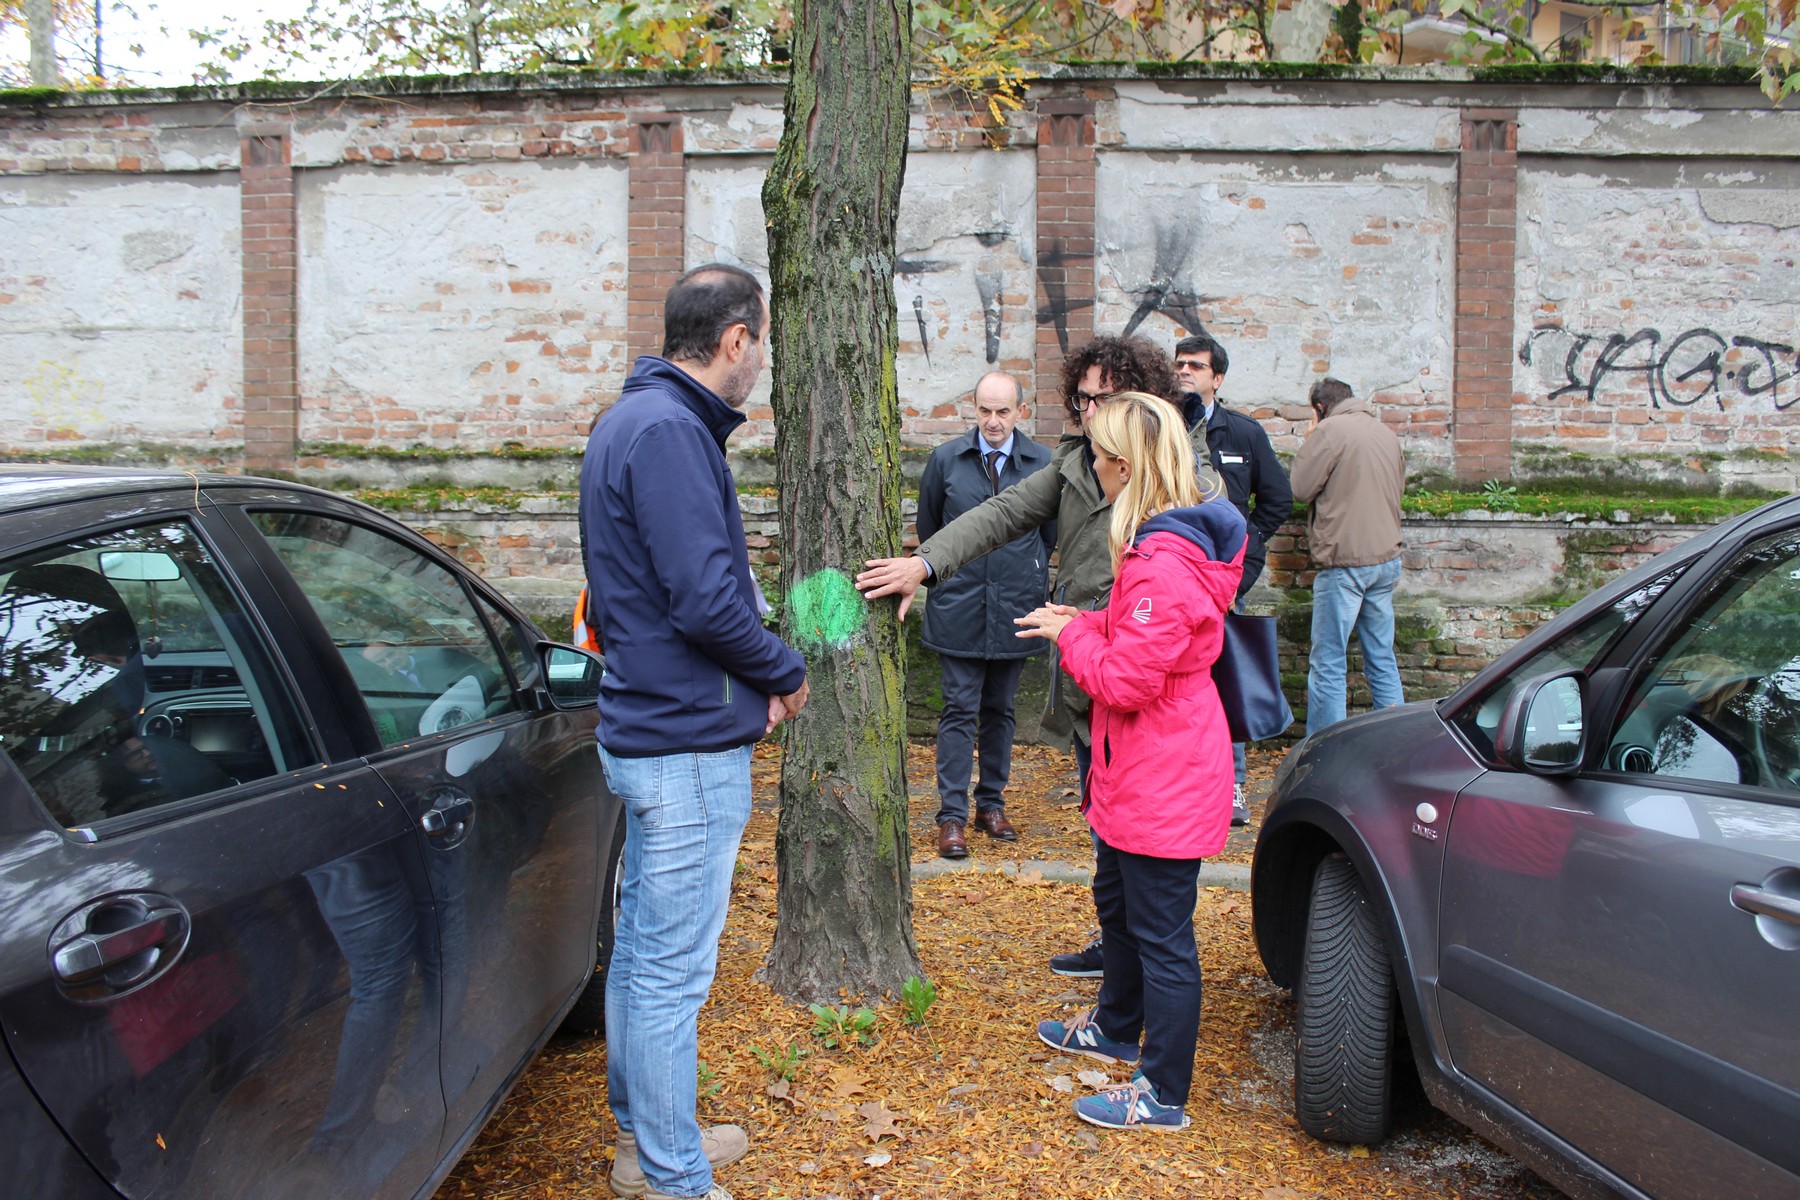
[573,585,602,654]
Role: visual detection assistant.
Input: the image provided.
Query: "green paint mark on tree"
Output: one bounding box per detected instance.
[788,568,866,651]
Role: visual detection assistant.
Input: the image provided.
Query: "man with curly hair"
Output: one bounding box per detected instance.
[856,334,1224,977]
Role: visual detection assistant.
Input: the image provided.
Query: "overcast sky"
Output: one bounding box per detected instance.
[4,0,335,86]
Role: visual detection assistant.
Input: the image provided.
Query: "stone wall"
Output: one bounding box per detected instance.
[3,67,1797,489]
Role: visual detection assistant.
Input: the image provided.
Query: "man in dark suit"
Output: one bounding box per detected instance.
[916,371,1054,859]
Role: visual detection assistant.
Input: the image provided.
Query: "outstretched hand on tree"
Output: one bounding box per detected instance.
[855,556,930,620]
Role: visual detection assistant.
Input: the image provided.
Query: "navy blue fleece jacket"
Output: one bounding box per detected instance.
[579,356,806,756]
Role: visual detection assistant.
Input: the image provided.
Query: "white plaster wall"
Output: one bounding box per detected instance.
[892,150,1038,437]
[0,174,241,443]
[686,150,1039,449]
[1110,83,1461,153]
[1093,152,1457,460]
[297,159,630,447]
[685,158,777,445]
[1514,167,1800,456]
[1517,105,1798,157]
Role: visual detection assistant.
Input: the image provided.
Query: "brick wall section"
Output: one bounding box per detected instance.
[1034,100,1097,440]
[1453,109,1519,483]
[627,115,685,370]
[241,130,299,472]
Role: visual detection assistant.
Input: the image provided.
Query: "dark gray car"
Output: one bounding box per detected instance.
[1253,492,1800,1200]
[0,467,621,1200]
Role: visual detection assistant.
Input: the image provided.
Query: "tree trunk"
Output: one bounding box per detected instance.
[762,0,919,1003]
[27,0,58,86]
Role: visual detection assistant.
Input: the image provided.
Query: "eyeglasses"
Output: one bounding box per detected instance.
[1071,389,1114,410]
[1173,359,1214,375]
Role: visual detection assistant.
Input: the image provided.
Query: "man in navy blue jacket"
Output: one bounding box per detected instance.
[580,263,807,1200]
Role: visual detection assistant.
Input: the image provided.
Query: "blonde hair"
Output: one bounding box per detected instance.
[1086,392,1201,573]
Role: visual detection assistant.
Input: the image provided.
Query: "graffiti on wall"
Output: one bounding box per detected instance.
[898,240,1011,367]
[1520,324,1800,412]
[1119,221,1215,341]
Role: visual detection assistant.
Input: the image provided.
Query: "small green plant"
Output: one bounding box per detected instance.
[809,1002,879,1048]
[900,975,938,1026]
[697,1059,722,1098]
[751,1040,811,1081]
[1481,478,1521,504]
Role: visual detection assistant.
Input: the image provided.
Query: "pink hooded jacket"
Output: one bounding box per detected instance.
[1057,503,1246,860]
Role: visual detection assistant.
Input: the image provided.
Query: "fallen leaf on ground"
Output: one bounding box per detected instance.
[857,1100,904,1142]
[1047,1075,1074,1093]
[863,1152,892,1168]
[1076,1070,1108,1088]
[1022,1141,1045,1157]
[945,1083,980,1096]
[828,1067,868,1098]
[766,1078,802,1109]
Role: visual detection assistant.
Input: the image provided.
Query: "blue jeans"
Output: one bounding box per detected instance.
[1307,557,1405,736]
[600,745,753,1197]
[933,653,1026,825]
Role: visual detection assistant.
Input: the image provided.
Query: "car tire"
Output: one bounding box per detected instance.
[1294,853,1394,1143]
[560,808,625,1036]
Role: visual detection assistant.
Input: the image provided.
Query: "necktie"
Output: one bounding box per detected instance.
[984,449,1002,492]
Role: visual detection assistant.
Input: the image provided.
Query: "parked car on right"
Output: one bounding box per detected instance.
[1253,493,1800,1200]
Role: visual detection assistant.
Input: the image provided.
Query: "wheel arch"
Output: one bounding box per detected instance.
[1251,798,1433,1067]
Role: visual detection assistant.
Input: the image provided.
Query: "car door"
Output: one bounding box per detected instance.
[1437,519,1800,1200]
[0,497,447,1200]
[226,499,603,1150]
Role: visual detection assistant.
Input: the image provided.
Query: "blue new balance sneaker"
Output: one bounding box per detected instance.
[1074,1072,1190,1131]
[1036,1006,1141,1065]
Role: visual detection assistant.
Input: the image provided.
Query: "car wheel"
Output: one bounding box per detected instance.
[561,808,625,1036]
[1294,853,1394,1143]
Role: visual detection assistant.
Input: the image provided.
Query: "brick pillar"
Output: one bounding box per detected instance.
[627,115,686,366]
[240,128,298,473]
[1453,108,1519,483]
[1034,100,1097,440]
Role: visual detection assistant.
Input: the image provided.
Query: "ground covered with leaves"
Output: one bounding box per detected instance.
[438,743,1560,1200]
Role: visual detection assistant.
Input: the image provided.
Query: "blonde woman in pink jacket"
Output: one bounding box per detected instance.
[1016,392,1246,1132]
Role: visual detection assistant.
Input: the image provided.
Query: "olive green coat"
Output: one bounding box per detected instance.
[915,426,1223,748]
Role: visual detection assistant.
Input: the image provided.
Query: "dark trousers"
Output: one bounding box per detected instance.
[933,653,1026,826]
[1090,834,1206,1107]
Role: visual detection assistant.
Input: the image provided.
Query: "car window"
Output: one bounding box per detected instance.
[1449,565,1688,761]
[247,512,521,746]
[475,591,536,687]
[1603,527,1800,793]
[0,522,316,828]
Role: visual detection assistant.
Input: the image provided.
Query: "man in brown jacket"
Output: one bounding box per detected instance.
[1290,378,1407,736]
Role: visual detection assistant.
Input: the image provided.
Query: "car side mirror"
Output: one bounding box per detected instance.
[539,642,604,710]
[1495,671,1586,775]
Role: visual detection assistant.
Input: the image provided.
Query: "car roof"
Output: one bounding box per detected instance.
[0,464,321,517]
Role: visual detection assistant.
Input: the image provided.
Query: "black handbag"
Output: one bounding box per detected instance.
[1212,610,1294,743]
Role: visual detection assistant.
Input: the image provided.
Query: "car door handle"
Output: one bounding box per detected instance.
[420,791,476,841]
[52,904,189,986]
[1731,884,1800,927]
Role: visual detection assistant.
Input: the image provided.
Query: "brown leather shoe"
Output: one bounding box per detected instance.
[937,820,969,859]
[973,809,1018,841]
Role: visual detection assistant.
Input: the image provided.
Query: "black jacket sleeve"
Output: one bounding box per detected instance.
[915,447,948,544]
[1245,422,1293,546]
